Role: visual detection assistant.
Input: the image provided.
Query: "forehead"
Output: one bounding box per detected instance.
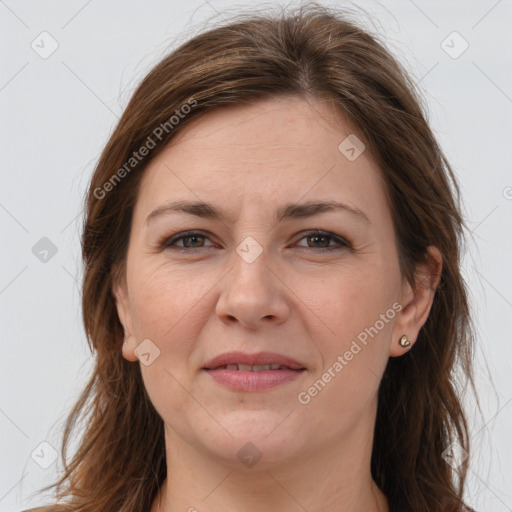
[133,95,389,225]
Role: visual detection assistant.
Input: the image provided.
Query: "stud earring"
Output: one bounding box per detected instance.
[399,335,411,348]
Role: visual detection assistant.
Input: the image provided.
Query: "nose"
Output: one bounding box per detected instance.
[215,244,290,330]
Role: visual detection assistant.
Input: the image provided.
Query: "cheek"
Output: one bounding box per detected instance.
[129,263,209,337]
[297,273,395,423]
[130,268,203,429]
[299,260,398,401]
[303,262,396,340]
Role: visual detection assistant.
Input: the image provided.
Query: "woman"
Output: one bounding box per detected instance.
[25,3,477,511]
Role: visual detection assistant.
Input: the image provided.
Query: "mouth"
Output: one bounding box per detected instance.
[208,363,300,371]
[202,351,306,391]
[203,350,306,371]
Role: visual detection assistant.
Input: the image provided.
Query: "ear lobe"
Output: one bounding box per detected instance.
[389,246,443,357]
[112,279,139,362]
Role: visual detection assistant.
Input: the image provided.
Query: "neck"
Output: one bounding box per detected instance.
[152,400,389,512]
[156,473,388,512]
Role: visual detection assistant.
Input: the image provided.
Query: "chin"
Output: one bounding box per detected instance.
[196,413,307,468]
[208,437,303,471]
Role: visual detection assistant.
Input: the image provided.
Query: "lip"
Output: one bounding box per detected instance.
[202,351,307,392]
[203,351,305,371]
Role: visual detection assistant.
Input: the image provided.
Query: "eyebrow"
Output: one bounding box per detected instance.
[145,199,371,226]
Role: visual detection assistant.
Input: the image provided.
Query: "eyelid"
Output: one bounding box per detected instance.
[162,230,216,250]
[293,229,350,249]
[160,229,351,252]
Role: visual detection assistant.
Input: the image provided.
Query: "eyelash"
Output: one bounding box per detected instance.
[159,230,351,253]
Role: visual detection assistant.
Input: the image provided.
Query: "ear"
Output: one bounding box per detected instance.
[389,245,443,357]
[112,275,139,362]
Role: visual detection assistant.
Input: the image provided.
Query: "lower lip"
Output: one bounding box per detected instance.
[203,368,305,391]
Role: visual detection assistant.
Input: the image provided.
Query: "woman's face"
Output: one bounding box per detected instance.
[114,95,435,470]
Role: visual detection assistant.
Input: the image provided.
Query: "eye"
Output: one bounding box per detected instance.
[161,231,213,250]
[160,230,351,252]
[294,230,351,251]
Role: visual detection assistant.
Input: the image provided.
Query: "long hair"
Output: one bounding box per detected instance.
[35,3,477,511]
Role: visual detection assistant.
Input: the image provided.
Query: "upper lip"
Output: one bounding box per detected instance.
[203,351,306,370]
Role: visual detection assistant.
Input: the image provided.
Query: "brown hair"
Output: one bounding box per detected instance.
[34,3,477,511]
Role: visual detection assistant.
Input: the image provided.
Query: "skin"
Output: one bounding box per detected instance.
[113,95,442,512]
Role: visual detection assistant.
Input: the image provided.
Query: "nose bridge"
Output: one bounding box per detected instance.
[230,232,271,294]
[235,232,266,265]
[228,199,273,272]
[215,231,288,327]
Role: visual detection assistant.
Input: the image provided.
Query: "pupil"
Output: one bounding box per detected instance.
[185,235,202,247]
[310,235,328,248]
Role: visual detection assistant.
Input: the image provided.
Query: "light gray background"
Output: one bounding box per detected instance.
[1,1,511,511]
